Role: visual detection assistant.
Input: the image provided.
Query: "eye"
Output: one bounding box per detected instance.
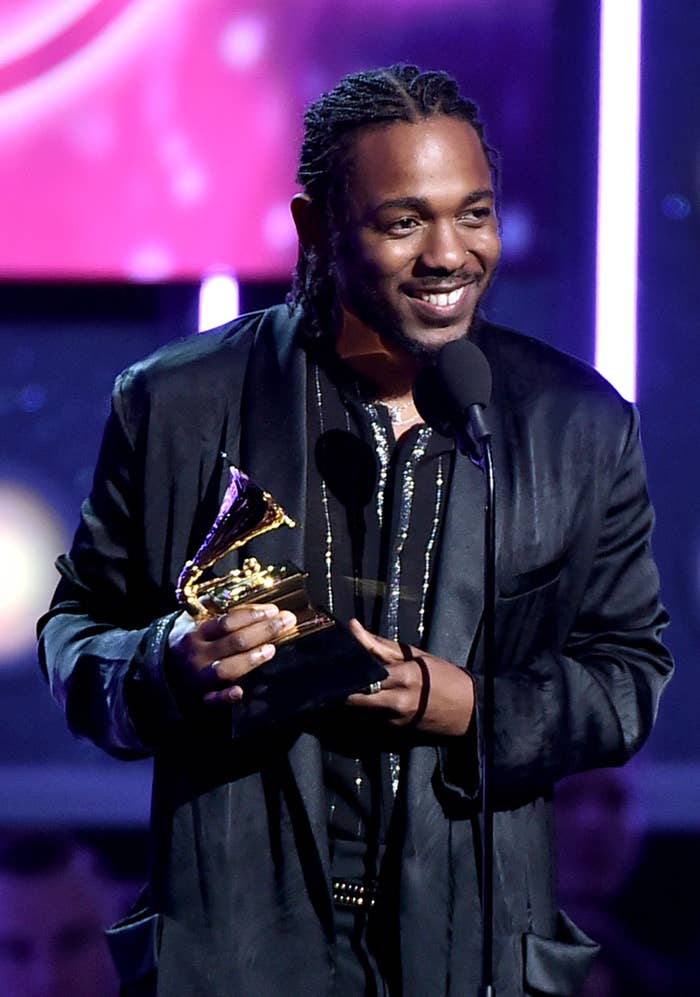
[459,207,492,225]
[385,216,421,235]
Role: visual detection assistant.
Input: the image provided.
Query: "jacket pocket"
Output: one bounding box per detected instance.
[523,909,600,995]
[499,550,567,600]
[105,901,161,987]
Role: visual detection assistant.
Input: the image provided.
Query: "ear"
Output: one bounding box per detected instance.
[290,193,326,252]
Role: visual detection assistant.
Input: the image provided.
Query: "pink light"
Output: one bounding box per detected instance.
[0,0,176,133]
[595,0,642,401]
[0,1,100,67]
[199,271,240,333]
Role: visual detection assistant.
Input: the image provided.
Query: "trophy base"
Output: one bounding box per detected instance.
[192,559,334,644]
[231,619,388,737]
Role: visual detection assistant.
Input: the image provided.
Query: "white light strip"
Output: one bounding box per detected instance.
[198,271,240,332]
[595,0,642,401]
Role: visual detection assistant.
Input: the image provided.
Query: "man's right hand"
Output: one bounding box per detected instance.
[166,604,297,706]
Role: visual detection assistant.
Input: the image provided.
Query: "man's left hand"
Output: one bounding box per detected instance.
[345,619,474,737]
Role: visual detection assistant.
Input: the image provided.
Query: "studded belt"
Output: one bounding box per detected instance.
[332,877,380,910]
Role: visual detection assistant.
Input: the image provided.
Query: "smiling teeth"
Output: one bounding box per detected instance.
[418,288,464,306]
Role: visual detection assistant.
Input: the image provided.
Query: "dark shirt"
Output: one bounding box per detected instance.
[303,352,454,845]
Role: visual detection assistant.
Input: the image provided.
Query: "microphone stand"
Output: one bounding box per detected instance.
[456,405,496,997]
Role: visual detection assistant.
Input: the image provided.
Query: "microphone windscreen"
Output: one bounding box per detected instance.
[314,430,378,509]
[413,338,492,436]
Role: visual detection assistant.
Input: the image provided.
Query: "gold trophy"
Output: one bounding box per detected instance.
[176,462,333,644]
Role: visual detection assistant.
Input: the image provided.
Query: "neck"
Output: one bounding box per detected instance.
[334,308,419,403]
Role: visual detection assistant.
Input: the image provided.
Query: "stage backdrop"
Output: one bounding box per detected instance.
[0,0,553,280]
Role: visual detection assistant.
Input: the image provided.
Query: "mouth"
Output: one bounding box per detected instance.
[413,287,466,307]
[403,279,481,321]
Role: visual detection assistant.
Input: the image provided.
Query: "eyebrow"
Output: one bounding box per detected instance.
[369,189,494,216]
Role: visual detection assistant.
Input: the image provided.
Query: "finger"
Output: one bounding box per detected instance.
[345,660,422,721]
[203,684,244,707]
[345,666,404,705]
[347,619,407,662]
[206,610,296,662]
[198,603,279,640]
[346,688,392,709]
[212,641,276,683]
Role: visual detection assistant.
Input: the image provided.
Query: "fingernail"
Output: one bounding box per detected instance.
[278,611,296,629]
[228,686,243,701]
[253,644,275,661]
[252,605,278,620]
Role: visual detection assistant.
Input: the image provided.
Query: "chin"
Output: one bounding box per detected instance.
[394,324,470,362]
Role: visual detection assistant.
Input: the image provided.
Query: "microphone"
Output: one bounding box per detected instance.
[413,338,492,458]
[415,337,499,993]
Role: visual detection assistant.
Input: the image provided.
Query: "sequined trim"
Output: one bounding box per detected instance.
[385,424,432,641]
[364,404,390,527]
[362,415,435,795]
[418,455,444,643]
[313,365,334,614]
[316,380,444,802]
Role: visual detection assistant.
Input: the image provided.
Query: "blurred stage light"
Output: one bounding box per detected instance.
[219,14,268,70]
[0,0,175,133]
[0,482,67,664]
[595,0,641,401]
[198,271,240,332]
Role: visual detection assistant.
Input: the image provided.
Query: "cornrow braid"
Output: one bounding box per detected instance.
[287,64,498,340]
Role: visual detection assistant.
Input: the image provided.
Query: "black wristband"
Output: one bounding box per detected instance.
[407,655,431,728]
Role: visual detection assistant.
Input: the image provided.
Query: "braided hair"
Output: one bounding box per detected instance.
[288,64,498,340]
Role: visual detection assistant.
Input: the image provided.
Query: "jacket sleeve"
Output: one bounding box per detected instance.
[37,374,187,759]
[495,404,671,798]
[443,403,672,806]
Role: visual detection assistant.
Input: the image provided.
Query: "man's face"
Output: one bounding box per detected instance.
[0,864,118,997]
[333,115,501,360]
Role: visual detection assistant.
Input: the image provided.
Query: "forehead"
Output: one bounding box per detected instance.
[345,116,492,211]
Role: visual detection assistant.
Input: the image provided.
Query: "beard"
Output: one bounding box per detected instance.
[339,270,475,364]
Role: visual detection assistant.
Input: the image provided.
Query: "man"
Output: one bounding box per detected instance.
[0,832,120,997]
[38,65,672,995]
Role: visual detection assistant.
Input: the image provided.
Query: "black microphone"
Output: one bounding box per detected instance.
[413,338,492,458]
[415,337,499,993]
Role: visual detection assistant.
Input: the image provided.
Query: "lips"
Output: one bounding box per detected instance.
[414,287,465,307]
[404,279,481,323]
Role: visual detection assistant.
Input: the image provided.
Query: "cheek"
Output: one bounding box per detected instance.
[358,239,416,281]
[475,227,501,266]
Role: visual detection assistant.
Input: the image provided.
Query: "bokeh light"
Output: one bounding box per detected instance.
[0,482,67,663]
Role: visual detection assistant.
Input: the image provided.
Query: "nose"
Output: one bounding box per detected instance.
[419,220,468,272]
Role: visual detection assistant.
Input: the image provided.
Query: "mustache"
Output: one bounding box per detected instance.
[407,272,483,292]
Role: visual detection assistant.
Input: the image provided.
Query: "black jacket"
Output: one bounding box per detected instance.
[38,306,672,996]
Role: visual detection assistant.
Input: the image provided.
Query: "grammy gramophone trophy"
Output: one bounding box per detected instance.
[176,463,333,643]
[176,462,385,734]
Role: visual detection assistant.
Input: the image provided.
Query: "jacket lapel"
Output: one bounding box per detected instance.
[237,307,331,897]
[426,319,508,675]
[238,306,307,569]
[425,449,486,670]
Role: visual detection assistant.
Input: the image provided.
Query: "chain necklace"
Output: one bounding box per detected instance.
[377,398,419,426]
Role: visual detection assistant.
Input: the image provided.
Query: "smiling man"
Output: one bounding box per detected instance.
[38,66,672,996]
[325,115,500,357]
